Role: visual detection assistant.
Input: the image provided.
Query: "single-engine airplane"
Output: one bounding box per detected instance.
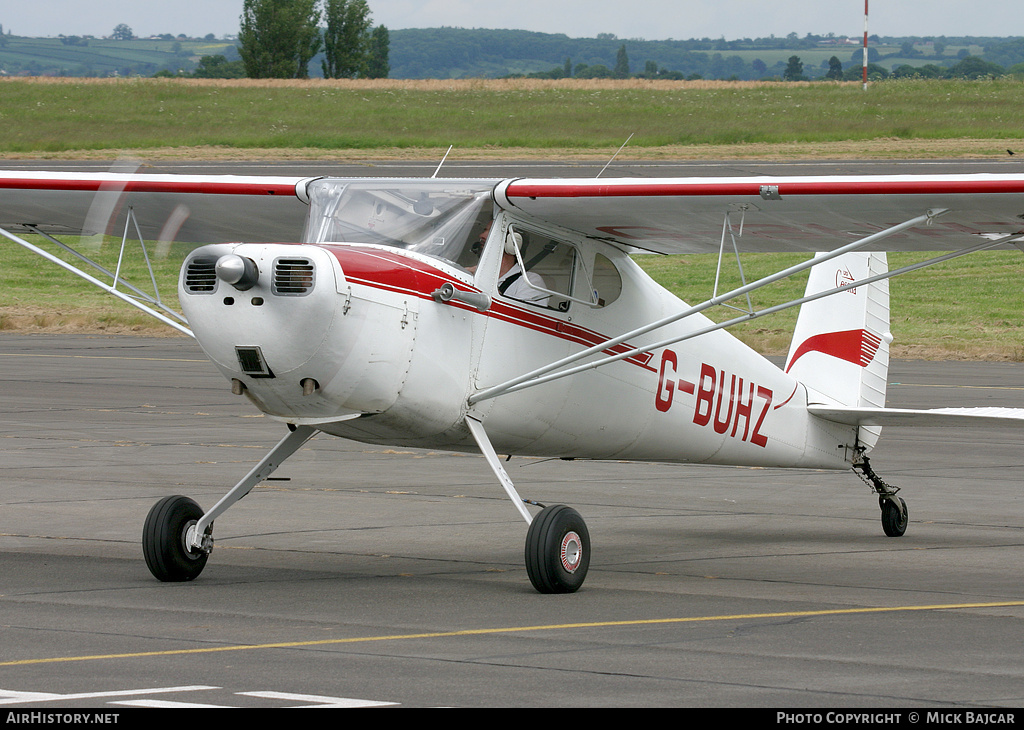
[3,167,1024,593]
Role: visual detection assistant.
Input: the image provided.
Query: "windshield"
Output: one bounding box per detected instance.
[303,178,498,271]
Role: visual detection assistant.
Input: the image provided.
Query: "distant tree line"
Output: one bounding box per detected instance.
[2,19,1022,81]
[150,0,389,79]
[237,0,388,79]
[387,28,1024,81]
[521,45,1022,82]
[769,51,1015,82]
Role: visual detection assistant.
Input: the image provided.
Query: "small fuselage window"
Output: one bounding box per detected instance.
[591,253,622,307]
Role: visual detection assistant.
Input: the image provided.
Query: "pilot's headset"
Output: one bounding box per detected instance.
[504,230,523,255]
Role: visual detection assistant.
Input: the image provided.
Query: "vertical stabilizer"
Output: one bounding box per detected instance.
[785,252,891,448]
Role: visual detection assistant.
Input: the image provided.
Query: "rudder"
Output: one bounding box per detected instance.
[785,252,891,448]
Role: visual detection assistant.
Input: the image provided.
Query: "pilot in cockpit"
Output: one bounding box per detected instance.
[469,221,549,306]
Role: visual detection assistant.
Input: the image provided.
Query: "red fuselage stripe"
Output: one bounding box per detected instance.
[323,245,655,372]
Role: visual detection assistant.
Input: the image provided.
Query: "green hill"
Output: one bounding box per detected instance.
[386,28,1023,80]
[0,28,1022,80]
[0,35,237,77]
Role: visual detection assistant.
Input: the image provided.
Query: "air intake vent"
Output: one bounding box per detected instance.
[235,346,274,378]
[184,256,218,293]
[273,257,315,296]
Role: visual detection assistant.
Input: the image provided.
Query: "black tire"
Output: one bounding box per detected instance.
[143,495,209,581]
[880,496,908,537]
[524,505,590,594]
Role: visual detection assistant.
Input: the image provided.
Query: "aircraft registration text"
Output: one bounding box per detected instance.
[656,351,772,447]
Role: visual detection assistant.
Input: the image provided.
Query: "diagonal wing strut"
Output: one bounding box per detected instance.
[469,209,1021,404]
[0,219,194,337]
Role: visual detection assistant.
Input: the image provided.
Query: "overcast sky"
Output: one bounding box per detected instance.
[2,1,1018,41]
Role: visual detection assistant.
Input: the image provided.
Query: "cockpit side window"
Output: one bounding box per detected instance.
[498,228,577,311]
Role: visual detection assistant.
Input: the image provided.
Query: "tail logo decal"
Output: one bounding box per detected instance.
[786,328,882,372]
[836,267,858,294]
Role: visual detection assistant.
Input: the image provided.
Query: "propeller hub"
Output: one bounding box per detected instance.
[215,254,259,291]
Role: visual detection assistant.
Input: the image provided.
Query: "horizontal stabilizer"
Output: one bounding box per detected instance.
[809,405,1024,428]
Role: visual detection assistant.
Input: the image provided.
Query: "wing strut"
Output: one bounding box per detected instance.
[0,212,193,337]
[469,208,946,404]
[485,233,1018,398]
[715,209,754,314]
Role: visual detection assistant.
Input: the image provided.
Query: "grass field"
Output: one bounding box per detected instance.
[1,76,1022,155]
[2,77,1023,358]
[0,236,191,335]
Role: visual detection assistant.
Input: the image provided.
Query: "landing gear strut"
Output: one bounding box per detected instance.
[466,416,591,593]
[854,456,908,537]
[142,425,317,582]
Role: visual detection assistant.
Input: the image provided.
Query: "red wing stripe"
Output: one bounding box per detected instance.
[505,177,1024,199]
[0,172,304,197]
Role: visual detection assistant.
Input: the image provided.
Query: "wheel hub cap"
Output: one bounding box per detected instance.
[560,531,582,573]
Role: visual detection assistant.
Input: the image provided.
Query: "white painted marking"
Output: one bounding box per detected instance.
[0,686,220,705]
[239,690,398,708]
[0,691,62,704]
[111,699,232,708]
[0,686,398,708]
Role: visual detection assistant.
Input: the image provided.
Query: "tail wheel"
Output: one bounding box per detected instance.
[880,496,908,537]
[524,505,590,594]
[143,495,210,582]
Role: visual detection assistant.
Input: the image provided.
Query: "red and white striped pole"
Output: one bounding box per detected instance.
[862,0,869,90]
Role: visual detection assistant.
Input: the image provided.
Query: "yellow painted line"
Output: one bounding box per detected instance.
[3,600,1023,668]
[0,353,203,363]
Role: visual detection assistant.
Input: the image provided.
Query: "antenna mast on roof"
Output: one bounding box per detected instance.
[597,134,634,178]
[431,146,453,179]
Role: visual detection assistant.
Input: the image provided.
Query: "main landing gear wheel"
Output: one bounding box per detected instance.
[525,504,590,594]
[880,496,908,538]
[143,495,210,582]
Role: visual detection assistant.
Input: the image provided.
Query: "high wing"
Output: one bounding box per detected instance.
[493,174,1024,253]
[0,170,315,242]
[5,170,1024,250]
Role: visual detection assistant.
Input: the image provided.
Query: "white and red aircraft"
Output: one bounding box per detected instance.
[3,168,1024,592]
